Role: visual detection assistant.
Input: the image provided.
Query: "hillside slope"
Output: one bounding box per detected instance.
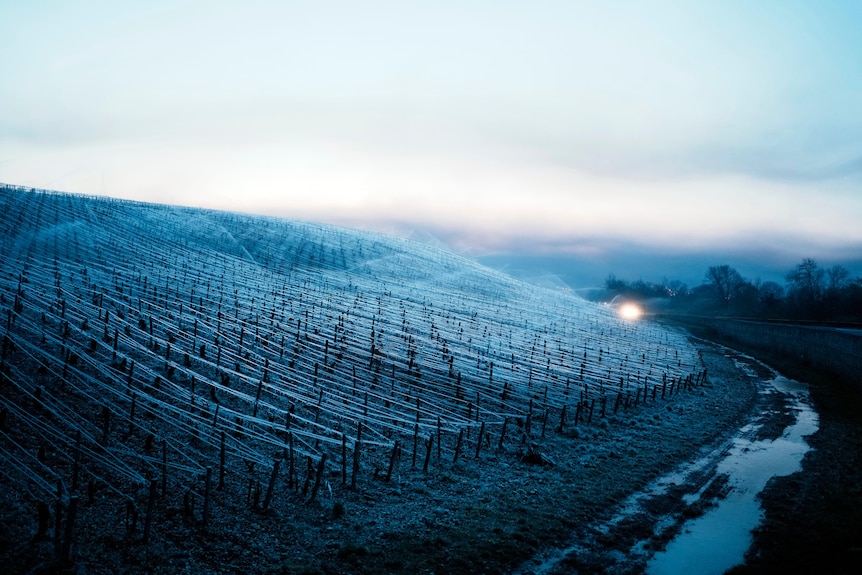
[0,185,737,574]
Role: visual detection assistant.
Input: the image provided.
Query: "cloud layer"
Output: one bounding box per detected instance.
[2,0,861,260]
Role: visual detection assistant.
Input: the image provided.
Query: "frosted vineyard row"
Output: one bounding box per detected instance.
[0,186,703,534]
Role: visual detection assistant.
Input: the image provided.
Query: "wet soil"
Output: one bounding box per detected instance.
[679,323,862,575]
[726,349,862,574]
[514,342,788,575]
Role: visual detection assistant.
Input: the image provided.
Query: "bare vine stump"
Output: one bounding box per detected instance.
[60,495,78,565]
[386,441,400,480]
[453,429,465,463]
[475,422,486,459]
[36,501,50,541]
[54,480,63,556]
[142,479,157,543]
[288,432,295,491]
[341,433,347,486]
[436,416,442,462]
[412,423,419,468]
[351,422,363,489]
[203,467,212,530]
[262,458,281,511]
[423,434,434,473]
[309,454,327,502]
[302,456,313,496]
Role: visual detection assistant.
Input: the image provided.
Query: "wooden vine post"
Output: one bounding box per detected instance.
[475,421,486,459]
[203,467,212,530]
[309,454,327,502]
[262,458,281,511]
[386,441,399,481]
[423,434,434,473]
[436,416,442,463]
[351,422,363,489]
[341,433,347,486]
[453,428,464,463]
[412,422,419,469]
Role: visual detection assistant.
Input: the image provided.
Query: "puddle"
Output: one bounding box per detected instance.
[516,355,819,575]
[646,374,818,575]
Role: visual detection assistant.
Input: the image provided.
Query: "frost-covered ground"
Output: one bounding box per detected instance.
[1,186,759,574]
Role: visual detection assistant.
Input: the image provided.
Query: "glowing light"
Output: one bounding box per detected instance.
[618,302,643,321]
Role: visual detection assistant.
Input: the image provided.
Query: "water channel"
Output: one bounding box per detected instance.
[646,372,818,574]
[520,354,819,575]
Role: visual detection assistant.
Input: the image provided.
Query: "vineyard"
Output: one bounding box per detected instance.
[0,185,710,573]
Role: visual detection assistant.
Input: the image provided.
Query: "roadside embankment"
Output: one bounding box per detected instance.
[661,316,862,391]
[660,316,862,574]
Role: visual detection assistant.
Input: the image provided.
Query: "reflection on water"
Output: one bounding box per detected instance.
[646,376,818,575]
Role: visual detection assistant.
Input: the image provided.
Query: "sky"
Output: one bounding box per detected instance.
[2,0,861,287]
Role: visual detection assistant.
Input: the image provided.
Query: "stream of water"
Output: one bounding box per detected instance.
[517,359,819,575]
[645,374,818,575]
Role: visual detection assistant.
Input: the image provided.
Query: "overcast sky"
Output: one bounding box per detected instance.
[2,1,861,283]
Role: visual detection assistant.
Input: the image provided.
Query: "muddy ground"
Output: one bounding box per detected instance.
[514,339,799,575]
[718,338,862,575]
[5,328,859,574]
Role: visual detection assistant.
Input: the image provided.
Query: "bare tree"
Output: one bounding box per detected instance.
[827,264,850,292]
[604,274,627,292]
[786,258,825,304]
[704,265,744,306]
[758,280,784,309]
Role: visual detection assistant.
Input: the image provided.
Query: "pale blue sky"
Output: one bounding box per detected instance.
[2,0,861,272]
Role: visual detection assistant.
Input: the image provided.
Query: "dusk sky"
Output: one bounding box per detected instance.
[2,1,861,286]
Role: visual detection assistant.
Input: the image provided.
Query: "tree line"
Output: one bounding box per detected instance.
[594,258,862,323]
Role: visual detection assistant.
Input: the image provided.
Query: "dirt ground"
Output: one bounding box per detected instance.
[3,331,773,575]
